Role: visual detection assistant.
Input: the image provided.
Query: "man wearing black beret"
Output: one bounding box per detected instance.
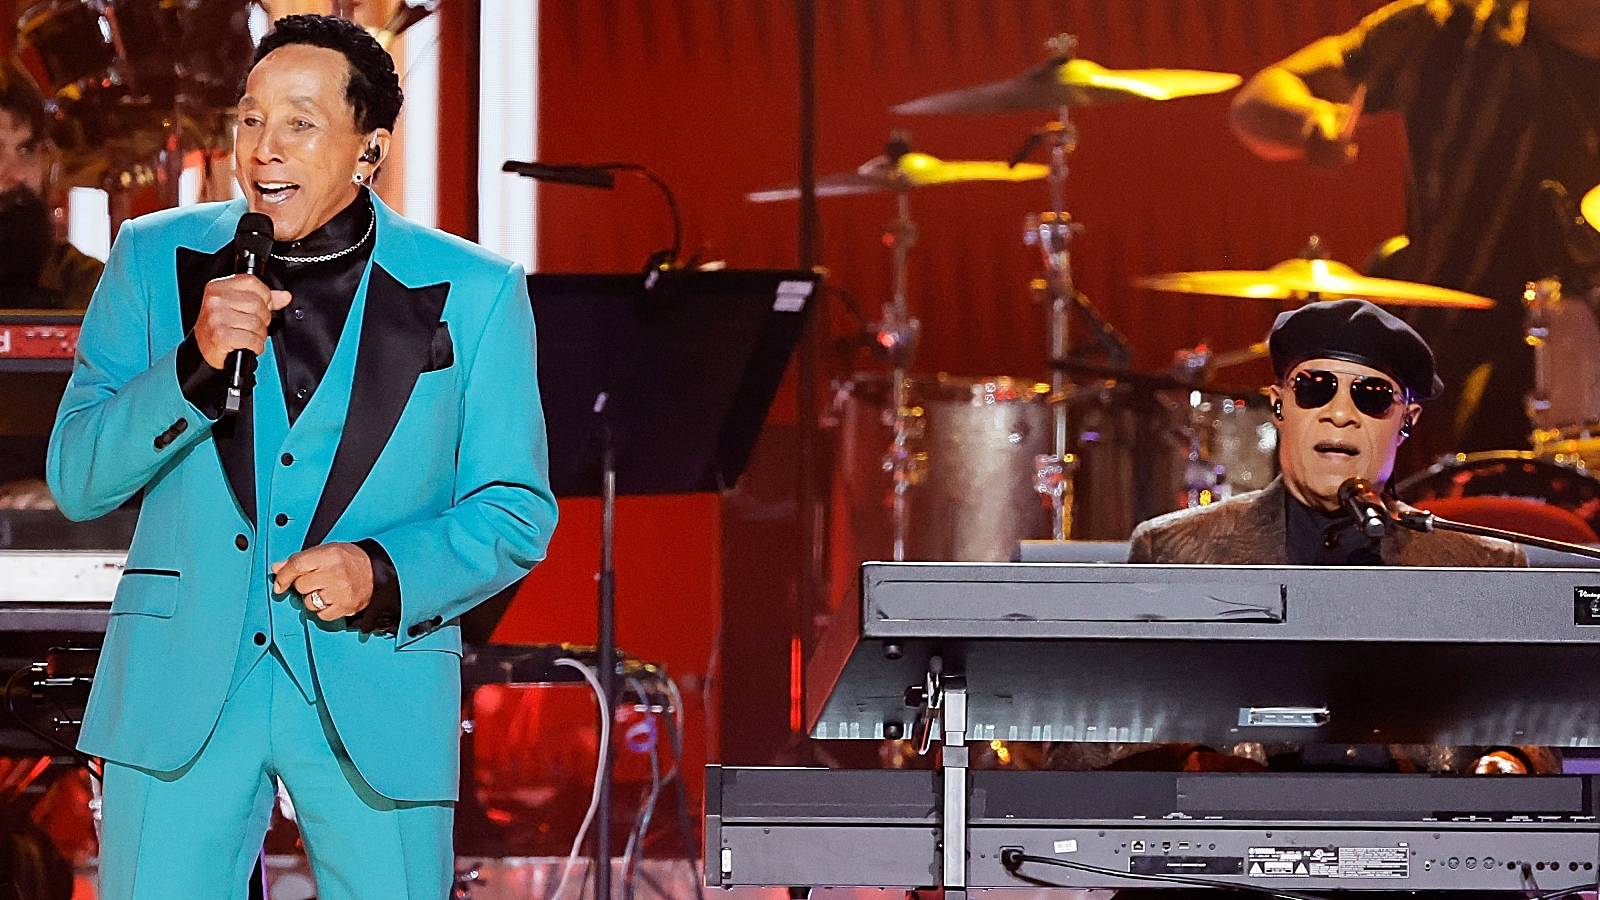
[1129,299,1523,566]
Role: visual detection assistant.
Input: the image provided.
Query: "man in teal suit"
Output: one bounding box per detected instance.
[46,15,557,898]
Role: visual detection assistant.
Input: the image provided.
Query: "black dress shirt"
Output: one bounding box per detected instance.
[266,189,373,425]
[1283,488,1383,566]
[177,189,401,634]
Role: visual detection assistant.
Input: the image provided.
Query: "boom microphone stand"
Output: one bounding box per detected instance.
[1392,507,1600,563]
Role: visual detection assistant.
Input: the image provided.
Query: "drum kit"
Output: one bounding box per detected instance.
[12,1,432,203]
[750,34,1536,561]
[14,0,258,196]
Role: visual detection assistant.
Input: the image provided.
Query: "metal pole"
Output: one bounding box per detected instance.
[1042,107,1078,541]
[595,413,617,899]
[793,0,822,725]
[888,189,917,559]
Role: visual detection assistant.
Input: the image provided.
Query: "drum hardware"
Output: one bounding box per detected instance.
[777,39,1247,548]
[1022,39,1091,542]
[899,34,1242,540]
[749,136,1050,559]
[16,0,256,205]
[1164,341,1273,509]
[881,140,921,561]
[17,1,169,190]
[1584,183,1599,235]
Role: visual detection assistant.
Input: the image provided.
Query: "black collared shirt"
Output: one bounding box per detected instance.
[263,189,374,425]
[1284,489,1383,566]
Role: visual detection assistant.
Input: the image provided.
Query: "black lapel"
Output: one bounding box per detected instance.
[176,245,256,524]
[303,264,449,549]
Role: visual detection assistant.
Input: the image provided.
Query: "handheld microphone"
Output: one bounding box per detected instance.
[1338,477,1390,539]
[223,212,275,417]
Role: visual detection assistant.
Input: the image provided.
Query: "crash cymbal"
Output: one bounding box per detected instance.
[746,151,1047,202]
[894,57,1241,116]
[1135,258,1495,310]
[1584,183,1600,234]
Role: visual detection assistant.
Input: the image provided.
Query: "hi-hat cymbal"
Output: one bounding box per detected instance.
[746,152,1048,202]
[1584,183,1599,234]
[1135,258,1495,310]
[894,58,1242,116]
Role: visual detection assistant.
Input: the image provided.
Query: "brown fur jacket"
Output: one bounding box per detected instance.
[1128,478,1526,567]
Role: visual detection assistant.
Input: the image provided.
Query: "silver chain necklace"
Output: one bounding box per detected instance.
[270,213,375,264]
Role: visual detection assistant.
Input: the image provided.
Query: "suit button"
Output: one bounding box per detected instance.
[429,615,443,627]
[280,453,294,466]
[235,534,249,551]
[253,632,267,646]
[172,419,188,435]
[153,435,166,450]
[274,513,289,526]
[407,622,428,638]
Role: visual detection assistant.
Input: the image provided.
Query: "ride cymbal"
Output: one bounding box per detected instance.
[1135,258,1495,310]
[894,58,1241,115]
[746,151,1047,202]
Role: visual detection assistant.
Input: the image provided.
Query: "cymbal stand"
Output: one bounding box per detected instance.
[1021,37,1084,541]
[1170,345,1224,507]
[879,183,921,560]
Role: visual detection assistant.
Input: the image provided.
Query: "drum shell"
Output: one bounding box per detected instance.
[172,0,256,111]
[1396,451,1600,534]
[104,0,182,107]
[17,1,119,102]
[1063,386,1277,539]
[829,373,1052,563]
[1525,281,1600,433]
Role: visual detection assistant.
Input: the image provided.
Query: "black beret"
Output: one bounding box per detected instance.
[1268,299,1442,400]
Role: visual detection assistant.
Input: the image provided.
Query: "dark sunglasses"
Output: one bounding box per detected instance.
[1289,369,1405,418]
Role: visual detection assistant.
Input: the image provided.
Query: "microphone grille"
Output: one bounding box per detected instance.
[235,212,275,257]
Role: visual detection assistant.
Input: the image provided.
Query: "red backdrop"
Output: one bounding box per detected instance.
[505,0,1405,840]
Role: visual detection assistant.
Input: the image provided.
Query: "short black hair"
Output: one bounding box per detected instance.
[252,14,403,133]
[0,61,48,144]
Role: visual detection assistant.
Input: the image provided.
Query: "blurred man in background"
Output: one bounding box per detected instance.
[1230,0,1600,456]
[0,61,106,510]
[0,60,102,311]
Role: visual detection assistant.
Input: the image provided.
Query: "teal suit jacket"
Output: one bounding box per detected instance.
[48,194,558,801]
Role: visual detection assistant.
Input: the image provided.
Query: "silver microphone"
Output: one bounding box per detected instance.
[1338,477,1390,539]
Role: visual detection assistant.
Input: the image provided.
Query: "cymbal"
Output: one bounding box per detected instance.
[894,58,1241,115]
[1584,183,1599,234]
[1135,258,1495,310]
[746,152,1047,202]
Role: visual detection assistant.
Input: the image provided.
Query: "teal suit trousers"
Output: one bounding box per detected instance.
[97,649,453,900]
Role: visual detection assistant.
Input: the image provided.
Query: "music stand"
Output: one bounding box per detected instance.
[529,268,819,899]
